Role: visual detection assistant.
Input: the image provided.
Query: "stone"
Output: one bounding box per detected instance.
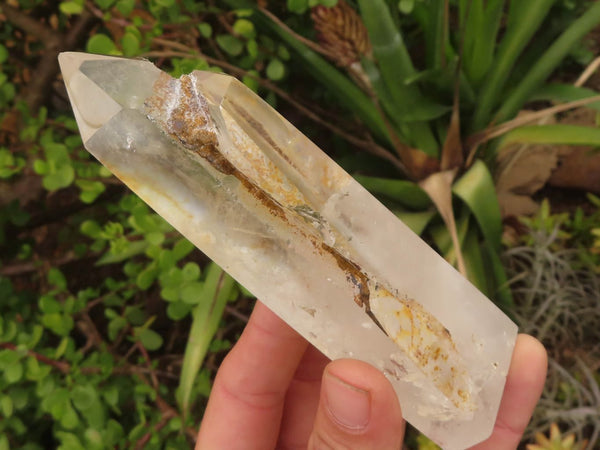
[58,52,518,449]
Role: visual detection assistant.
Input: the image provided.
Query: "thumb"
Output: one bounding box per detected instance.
[308,359,405,449]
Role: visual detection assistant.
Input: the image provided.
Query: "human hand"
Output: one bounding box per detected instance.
[196,301,547,449]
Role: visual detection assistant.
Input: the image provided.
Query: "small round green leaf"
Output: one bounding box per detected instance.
[43,165,75,191]
[4,361,23,384]
[137,328,163,351]
[108,316,127,341]
[216,35,244,56]
[94,0,116,9]
[166,301,192,320]
[398,0,415,14]
[1,395,13,418]
[180,281,203,304]
[10,387,28,410]
[181,262,200,281]
[158,249,176,270]
[121,32,140,57]
[243,71,259,92]
[160,286,179,302]
[277,45,290,61]
[87,34,118,55]
[136,265,158,290]
[71,385,96,411]
[160,267,183,287]
[80,220,102,238]
[55,336,69,359]
[27,356,51,382]
[0,45,8,64]
[59,1,84,15]
[172,239,194,261]
[266,59,285,81]
[0,350,20,368]
[47,267,67,290]
[167,416,182,431]
[198,23,212,38]
[116,0,134,15]
[60,403,79,429]
[233,19,255,39]
[39,295,62,314]
[33,159,48,175]
[124,306,145,325]
[102,386,119,408]
[0,148,25,179]
[246,39,259,59]
[42,313,74,336]
[77,180,106,204]
[287,0,308,13]
[145,231,165,246]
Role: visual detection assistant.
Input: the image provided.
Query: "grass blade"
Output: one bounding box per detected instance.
[453,160,502,251]
[394,209,436,235]
[357,0,440,155]
[507,8,582,89]
[462,222,491,296]
[462,0,505,88]
[413,0,447,70]
[462,222,515,308]
[466,94,600,157]
[531,83,600,112]
[494,1,600,124]
[177,262,235,418]
[358,0,415,77]
[354,175,431,209]
[362,58,450,123]
[499,124,600,148]
[481,241,513,310]
[472,0,555,131]
[404,65,477,107]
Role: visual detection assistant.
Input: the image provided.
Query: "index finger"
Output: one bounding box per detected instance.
[196,301,308,450]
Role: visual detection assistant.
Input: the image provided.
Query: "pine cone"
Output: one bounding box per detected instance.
[311,1,372,68]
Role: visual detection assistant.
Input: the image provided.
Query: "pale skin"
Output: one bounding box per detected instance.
[196,301,547,450]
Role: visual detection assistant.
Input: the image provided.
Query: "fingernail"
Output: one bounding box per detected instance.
[324,372,371,430]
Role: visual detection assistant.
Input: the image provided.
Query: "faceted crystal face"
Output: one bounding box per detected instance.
[58,52,518,449]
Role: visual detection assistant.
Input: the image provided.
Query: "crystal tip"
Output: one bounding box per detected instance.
[58,52,127,143]
[58,52,83,78]
[58,52,125,83]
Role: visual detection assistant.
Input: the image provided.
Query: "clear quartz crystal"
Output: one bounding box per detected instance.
[59,52,518,449]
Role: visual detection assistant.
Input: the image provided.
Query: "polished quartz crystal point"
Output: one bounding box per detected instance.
[59,52,518,449]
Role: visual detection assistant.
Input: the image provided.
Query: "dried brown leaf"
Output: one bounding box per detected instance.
[495,113,558,218]
[441,101,463,171]
[419,169,466,276]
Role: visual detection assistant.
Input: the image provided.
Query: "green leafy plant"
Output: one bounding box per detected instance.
[0,4,253,446]
[0,206,245,449]
[218,0,600,310]
[504,199,600,447]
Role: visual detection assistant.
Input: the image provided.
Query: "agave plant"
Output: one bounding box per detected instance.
[221,0,600,309]
[527,423,588,450]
